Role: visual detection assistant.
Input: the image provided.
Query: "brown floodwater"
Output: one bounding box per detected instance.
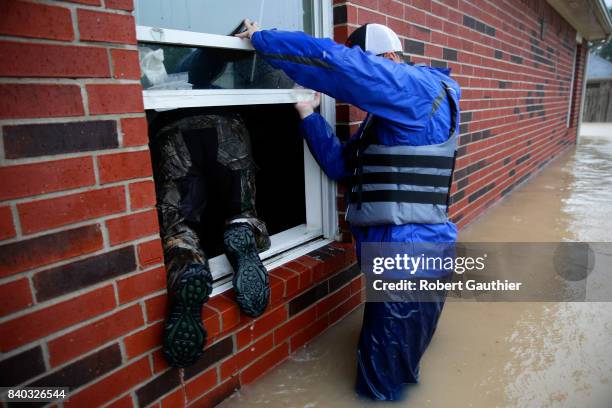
[220,127,612,408]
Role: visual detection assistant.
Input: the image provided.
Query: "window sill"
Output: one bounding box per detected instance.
[210,235,333,297]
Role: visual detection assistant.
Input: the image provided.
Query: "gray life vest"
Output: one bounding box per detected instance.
[345,81,458,226]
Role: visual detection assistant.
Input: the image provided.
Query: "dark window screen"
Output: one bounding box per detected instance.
[147,104,306,258]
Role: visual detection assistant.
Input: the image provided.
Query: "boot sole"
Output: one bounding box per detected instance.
[163,266,211,367]
[224,225,270,317]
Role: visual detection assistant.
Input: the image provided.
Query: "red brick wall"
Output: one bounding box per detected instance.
[0,3,361,406]
[334,0,585,231]
[0,0,587,406]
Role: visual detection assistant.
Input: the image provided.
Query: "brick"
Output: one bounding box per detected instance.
[3,120,118,159]
[275,306,317,345]
[87,84,144,114]
[0,285,116,352]
[106,395,135,408]
[0,346,45,387]
[34,246,136,302]
[240,342,289,385]
[296,256,326,283]
[236,305,288,349]
[405,39,425,55]
[145,294,167,323]
[48,304,145,367]
[0,206,16,240]
[329,291,362,324]
[160,388,184,408]
[288,281,328,315]
[185,368,217,401]
[117,265,165,304]
[106,0,134,10]
[0,224,103,279]
[65,0,101,4]
[203,305,221,339]
[284,260,313,290]
[357,8,386,25]
[0,83,83,119]
[333,5,348,25]
[290,316,329,350]
[270,267,300,299]
[18,186,126,234]
[379,0,404,19]
[137,238,164,268]
[130,180,157,209]
[183,337,234,380]
[2,158,95,202]
[29,344,121,389]
[308,248,345,280]
[269,275,284,307]
[111,49,140,79]
[443,47,458,61]
[98,150,153,184]
[0,1,73,41]
[0,41,109,78]
[64,357,151,408]
[350,274,364,294]
[124,321,164,359]
[328,264,360,292]
[207,295,240,333]
[121,117,149,147]
[0,278,33,318]
[190,376,240,408]
[77,9,136,44]
[106,209,159,246]
[135,369,181,407]
[151,349,170,374]
[315,285,351,318]
[220,333,274,379]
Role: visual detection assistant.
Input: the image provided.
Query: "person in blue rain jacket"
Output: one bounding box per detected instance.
[237,19,460,400]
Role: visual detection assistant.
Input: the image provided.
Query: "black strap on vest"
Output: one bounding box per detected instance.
[361,154,454,168]
[352,115,376,209]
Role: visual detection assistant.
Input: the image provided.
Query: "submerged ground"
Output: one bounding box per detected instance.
[220,124,612,408]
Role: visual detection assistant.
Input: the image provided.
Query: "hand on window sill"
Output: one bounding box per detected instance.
[295,91,321,120]
[235,19,261,40]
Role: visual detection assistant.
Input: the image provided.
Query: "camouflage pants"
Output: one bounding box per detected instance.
[149,113,270,290]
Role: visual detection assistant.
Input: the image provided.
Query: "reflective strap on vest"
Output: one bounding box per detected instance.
[349,172,451,187]
[348,190,448,205]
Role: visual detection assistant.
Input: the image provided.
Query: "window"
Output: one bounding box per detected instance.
[135,0,337,295]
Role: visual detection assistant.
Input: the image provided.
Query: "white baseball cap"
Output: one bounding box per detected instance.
[345,23,403,55]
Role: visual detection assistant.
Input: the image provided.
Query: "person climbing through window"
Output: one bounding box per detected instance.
[149,41,273,368]
[236,19,460,400]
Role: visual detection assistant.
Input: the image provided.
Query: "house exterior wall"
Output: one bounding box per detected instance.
[334,0,585,234]
[0,0,585,407]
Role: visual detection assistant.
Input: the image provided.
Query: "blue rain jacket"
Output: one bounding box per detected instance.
[252,29,460,400]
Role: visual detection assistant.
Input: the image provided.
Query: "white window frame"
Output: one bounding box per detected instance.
[136,0,338,295]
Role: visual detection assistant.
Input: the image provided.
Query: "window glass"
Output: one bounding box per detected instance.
[138,43,294,90]
[135,0,313,35]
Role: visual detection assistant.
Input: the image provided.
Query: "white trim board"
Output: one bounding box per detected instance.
[143,88,316,110]
[137,25,255,50]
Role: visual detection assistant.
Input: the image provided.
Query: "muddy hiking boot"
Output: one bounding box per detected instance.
[224,223,270,317]
[163,262,212,368]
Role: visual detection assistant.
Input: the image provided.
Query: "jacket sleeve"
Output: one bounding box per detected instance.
[299,112,349,181]
[251,30,436,133]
